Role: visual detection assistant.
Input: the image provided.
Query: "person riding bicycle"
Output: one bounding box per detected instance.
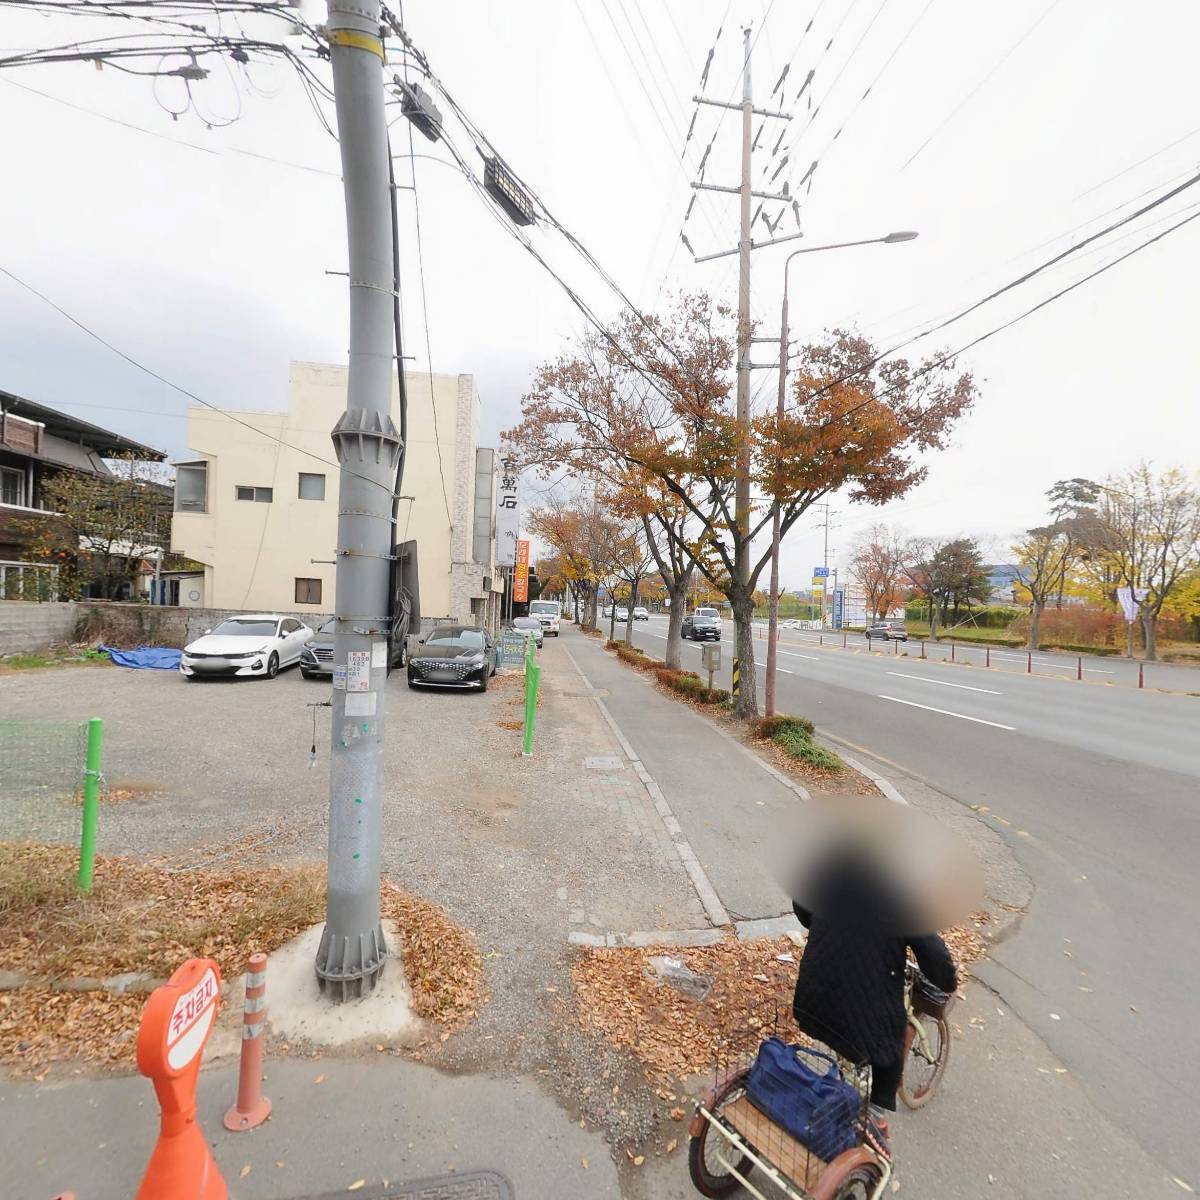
[790,835,958,1121]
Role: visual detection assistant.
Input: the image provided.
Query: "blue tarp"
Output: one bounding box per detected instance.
[102,645,182,671]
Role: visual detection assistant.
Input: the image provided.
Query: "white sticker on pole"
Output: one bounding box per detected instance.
[345,691,377,717]
[371,641,388,669]
[346,650,371,692]
[332,666,346,691]
[166,966,219,1071]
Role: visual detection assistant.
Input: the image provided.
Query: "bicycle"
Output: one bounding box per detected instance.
[898,962,953,1110]
[688,1007,892,1200]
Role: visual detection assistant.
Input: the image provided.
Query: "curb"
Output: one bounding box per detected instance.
[561,643,731,929]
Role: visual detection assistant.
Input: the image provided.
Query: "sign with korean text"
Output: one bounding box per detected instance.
[495,447,520,567]
[513,539,531,603]
[813,567,830,577]
[500,630,528,668]
[166,964,219,1070]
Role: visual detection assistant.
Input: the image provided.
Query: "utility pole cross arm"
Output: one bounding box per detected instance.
[692,95,792,119]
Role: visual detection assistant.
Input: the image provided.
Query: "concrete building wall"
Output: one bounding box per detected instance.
[0,600,78,655]
[172,362,488,620]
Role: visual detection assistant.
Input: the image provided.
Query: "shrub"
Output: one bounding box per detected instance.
[616,644,660,670]
[752,714,815,740]
[653,666,728,704]
[773,726,845,774]
[606,639,621,651]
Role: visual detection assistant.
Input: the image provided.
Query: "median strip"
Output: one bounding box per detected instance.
[877,694,1016,730]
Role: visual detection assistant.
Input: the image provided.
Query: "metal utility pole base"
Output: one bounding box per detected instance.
[315,920,388,1001]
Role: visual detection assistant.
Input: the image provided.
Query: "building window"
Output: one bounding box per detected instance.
[298,472,326,501]
[0,465,25,507]
[174,462,207,512]
[295,577,322,605]
[236,485,273,503]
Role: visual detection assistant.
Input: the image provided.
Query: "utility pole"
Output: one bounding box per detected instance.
[820,502,832,628]
[315,0,402,1001]
[764,273,788,717]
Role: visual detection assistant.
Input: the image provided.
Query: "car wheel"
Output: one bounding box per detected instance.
[266,652,279,679]
[478,669,489,693]
[184,674,199,682]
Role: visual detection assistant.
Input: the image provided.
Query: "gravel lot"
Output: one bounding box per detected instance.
[0,643,707,1158]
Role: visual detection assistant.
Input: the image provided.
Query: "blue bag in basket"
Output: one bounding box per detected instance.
[745,1037,860,1161]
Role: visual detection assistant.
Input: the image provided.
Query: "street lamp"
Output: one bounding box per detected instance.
[763,231,919,717]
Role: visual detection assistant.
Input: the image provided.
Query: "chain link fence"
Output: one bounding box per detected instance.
[0,718,94,853]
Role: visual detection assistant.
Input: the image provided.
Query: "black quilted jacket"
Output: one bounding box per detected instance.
[790,851,958,1067]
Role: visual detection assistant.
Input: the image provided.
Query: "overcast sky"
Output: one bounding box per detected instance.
[2,0,1198,588]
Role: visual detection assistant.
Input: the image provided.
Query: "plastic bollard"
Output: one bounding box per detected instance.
[1138,662,1144,689]
[1077,656,1082,681]
[1027,651,1032,674]
[224,953,271,1131]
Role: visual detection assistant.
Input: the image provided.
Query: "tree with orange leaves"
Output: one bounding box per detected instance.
[510,294,976,716]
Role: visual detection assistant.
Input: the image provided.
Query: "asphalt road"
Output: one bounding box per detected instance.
[621,614,1200,1185]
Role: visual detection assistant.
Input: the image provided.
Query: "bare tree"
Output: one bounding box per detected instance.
[849,524,908,621]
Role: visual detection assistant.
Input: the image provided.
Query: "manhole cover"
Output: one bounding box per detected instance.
[584,755,624,770]
[301,1170,513,1200]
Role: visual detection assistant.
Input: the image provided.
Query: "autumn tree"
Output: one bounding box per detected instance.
[849,524,908,621]
[511,295,976,717]
[907,536,990,637]
[1089,464,1200,660]
[23,457,171,600]
[526,499,608,629]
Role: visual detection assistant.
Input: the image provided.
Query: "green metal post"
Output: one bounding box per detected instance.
[78,717,103,892]
[522,663,540,757]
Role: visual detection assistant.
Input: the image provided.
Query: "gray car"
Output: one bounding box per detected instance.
[510,616,544,649]
[865,622,908,642]
[300,618,406,679]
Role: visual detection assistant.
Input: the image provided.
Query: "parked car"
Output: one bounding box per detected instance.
[866,621,908,642]
[407,624,499,691]
[781,618,804,630]
[615,607,630,622]
[528,599,561,636]
[682,611,721,641]
[602,605,614,619]
[510,615,544,649]
[300,618,405,679]
[180,614,312,681]
[632,606,650,621]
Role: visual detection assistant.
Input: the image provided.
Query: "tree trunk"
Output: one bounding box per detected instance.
[1142,609,1158,661]
[1028,599,1042,650]
[608,600,616,643]
[624,580,638,646]
[664,582,687,669]
[928,601,939,641]
[731,589,758,718]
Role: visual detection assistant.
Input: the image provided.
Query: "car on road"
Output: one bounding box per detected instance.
[615,607,630,622]
[866,621,908,642]
[528,599,562,636]
[510,615,544,649]
[300,618,406,679]
[632,606,650,621]
[407,624,499,692]
[682,611,721,641]
[180,614,312,681]
[781,618,804,630]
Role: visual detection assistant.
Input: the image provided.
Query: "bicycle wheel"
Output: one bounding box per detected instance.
[898,1013,950,1109]
[687,1071,754,1198]
[829,1164,884,1200]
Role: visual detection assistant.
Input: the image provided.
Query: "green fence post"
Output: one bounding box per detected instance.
[522,663,540,758]
[78,716,103,892]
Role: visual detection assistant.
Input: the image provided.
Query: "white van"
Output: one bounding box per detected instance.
[529,599,562,636]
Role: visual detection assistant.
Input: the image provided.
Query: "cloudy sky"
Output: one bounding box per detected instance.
[2,0,1198,588]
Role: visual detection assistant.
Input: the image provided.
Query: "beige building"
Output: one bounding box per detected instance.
[171,361,503,626]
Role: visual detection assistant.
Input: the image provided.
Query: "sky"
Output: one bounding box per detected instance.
[2,0,1199,591]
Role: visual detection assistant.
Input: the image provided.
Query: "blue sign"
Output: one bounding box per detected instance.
[832,588,845,630]
[813,567,830,577]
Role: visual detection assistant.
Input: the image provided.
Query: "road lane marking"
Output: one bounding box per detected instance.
[778,650,820,661]
[877,694,1015,730]
[887,672,1002,695]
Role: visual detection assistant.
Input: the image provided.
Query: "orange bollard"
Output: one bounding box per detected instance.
[224,952,272,1132]
[135,958,226,1200]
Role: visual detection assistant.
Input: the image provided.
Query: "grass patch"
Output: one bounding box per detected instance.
[653,666,729,705]
[751,714,815,740]
[770,725,845,774]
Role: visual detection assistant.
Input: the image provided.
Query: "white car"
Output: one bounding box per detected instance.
[180,614,313,681]
[632,606,650,621]
[615,607,630,622]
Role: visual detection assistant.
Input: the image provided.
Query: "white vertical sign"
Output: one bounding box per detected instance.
[495,446,520,567]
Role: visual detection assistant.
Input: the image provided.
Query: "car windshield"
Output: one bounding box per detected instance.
[427,628,486,650]
[512,618,539,629]
[529,602,558,615]
[211,619,277,637]
[317,620,335,634]
[697,608,719,618]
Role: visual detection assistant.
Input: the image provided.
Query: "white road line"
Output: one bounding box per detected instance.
[886,672,1002,695]
[778,650,820,661]
[753,661,794,674]
[877,694,1015,730]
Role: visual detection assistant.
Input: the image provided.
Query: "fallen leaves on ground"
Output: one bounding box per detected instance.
[571,927,990,1084]
[0,842,488,1072]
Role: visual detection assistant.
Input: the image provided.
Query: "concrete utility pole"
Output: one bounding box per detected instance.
[315,0,403,1001]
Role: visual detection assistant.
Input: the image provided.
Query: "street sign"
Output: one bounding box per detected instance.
[495,446,520,567]
[832,588,845,630]
[1116,586,1148,622]
[813,566,830,577]
[499,630,528,669]
[513,539,531,603]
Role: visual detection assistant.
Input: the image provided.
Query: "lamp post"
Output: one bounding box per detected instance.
[763,231,919,717]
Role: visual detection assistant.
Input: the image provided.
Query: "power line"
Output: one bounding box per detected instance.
[900,0,1063,172]
[1075,124,1200,201]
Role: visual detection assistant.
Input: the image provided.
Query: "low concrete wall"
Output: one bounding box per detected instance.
[0,601,79,656]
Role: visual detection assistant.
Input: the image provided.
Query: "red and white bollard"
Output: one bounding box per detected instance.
[224,952,272,1132]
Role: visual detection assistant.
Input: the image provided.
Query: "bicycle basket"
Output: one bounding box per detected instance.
[912,971,953,1019]
[745,1037,861,1162]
